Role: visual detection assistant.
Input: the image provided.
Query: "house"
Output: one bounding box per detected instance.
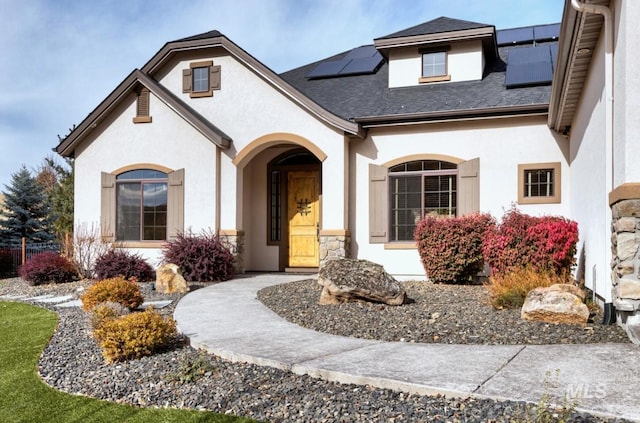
[55,0,640,340]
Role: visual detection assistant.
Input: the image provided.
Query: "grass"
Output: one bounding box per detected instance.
[0,301,254,423]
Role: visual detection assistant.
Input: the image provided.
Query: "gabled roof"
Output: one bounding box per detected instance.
[55,70,232,157]
[141,31,363,137]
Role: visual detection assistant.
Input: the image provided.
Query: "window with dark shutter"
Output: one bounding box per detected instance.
[182,60,221,98]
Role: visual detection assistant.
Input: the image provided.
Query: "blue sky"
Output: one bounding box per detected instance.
[0,0,563,189]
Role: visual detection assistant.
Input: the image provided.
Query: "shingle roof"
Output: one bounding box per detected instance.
[173,30,224,42]
[376,16,493,40]
[279,44,551,124]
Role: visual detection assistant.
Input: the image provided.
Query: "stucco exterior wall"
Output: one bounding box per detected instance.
[158,53,348,232]
[388,40,484,88]
[74,91,219,266]
[351,116,570,278]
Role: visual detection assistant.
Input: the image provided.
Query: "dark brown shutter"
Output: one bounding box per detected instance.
[100,172,116,241]
[369,164,389,243]
[458,158,480,216]
[167,169,184,240]
[210,65,221,91]
[182,69,192,93]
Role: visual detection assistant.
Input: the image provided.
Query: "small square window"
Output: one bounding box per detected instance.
[422,51,446,78]
[192,67,209,92]
[518,162,561,204]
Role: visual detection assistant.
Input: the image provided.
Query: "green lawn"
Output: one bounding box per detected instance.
[0,301,254,423]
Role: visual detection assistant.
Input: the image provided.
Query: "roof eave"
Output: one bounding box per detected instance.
[354,104,549,127]
[374,26,495,50]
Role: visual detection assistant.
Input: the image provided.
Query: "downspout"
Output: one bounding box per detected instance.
[571,0,614,302]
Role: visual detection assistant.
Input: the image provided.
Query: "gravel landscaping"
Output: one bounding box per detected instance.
[0,277,632,422]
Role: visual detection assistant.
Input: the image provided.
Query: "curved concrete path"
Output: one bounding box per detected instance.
[174,273,640,421]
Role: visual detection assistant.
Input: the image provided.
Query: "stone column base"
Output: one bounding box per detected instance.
[219,229,245,274]
[610,184,640,344]
[319,229,351,267]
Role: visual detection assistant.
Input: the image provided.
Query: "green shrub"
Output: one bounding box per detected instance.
[90,301,130,330]
[94,249,155,281]
[81,276,144,311]
[414,213,495,283]
[162,230,234,282]
[19,251,78,285]
[93,308,178,363]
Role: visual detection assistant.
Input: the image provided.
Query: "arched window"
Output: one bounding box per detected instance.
[388,160,457,241]
[116,169,168,241]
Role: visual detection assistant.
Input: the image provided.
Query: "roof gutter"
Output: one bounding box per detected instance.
[571,0,614,303]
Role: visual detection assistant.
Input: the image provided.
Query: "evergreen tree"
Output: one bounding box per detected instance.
[48,159,74,238]
[0,165,55,246]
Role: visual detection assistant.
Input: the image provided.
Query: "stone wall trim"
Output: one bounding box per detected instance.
[609,183,640,206]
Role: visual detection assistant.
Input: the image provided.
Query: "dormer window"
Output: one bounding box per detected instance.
[419,48,451,83]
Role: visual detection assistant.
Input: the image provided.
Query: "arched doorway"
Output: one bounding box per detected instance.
[268,148,322,270]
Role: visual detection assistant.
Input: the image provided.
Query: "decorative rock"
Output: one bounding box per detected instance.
[155,263,189,294]
[521,284,589,325]
[318,258,407,306]
[616,233,639,262]
[547,283,586,301]
[614,217,638,233]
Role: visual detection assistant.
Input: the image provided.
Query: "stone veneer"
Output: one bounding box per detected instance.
[610,194,640,344]
[219,230,245,274]
[319,230,351,267]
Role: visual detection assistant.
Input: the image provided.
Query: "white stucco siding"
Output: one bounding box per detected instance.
[74,92,219,265]
[388,40,483,88]
[159,53,348,230]
[351,117,570,277]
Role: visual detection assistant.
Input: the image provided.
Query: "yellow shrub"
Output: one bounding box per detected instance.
[486,266,572,309]
[93,308,177,363]
[90,301,130,330]
[81,276,144,311]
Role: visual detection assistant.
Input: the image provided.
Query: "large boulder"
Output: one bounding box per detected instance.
[521,284,589,325]
[155,263,189,294]
[318,258,407,306]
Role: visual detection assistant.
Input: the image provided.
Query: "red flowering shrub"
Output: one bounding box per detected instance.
[415,213,495,284]
[19,251,79,286]
[482,208,578,275]
[162,230,234,282]
[94,249,155,281]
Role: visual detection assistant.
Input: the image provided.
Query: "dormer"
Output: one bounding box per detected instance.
[374,17,497,88]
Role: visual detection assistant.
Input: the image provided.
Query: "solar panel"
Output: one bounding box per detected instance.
[505,62,553,87]
[306,46,384,79]
[549,44,558,69]
[306,58,350,78]
[534,24,561,42]
[507,45,552,65]
[340,55,384,76]
[344,45,378,60]
[496,27,534,45]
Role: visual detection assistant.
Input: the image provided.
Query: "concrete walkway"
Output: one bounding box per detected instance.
[174,273,640,421]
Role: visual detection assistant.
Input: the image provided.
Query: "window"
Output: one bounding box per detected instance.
[419,49,451,83]
[389,160,457,241]
[116,170,168,241]
[518,162,561,204]
[132,87,152,123]
[182,60,221,98]
[269,170,281,242]
[423,51,446,77]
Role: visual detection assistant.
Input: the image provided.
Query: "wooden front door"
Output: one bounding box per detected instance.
[288,170,320,267]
